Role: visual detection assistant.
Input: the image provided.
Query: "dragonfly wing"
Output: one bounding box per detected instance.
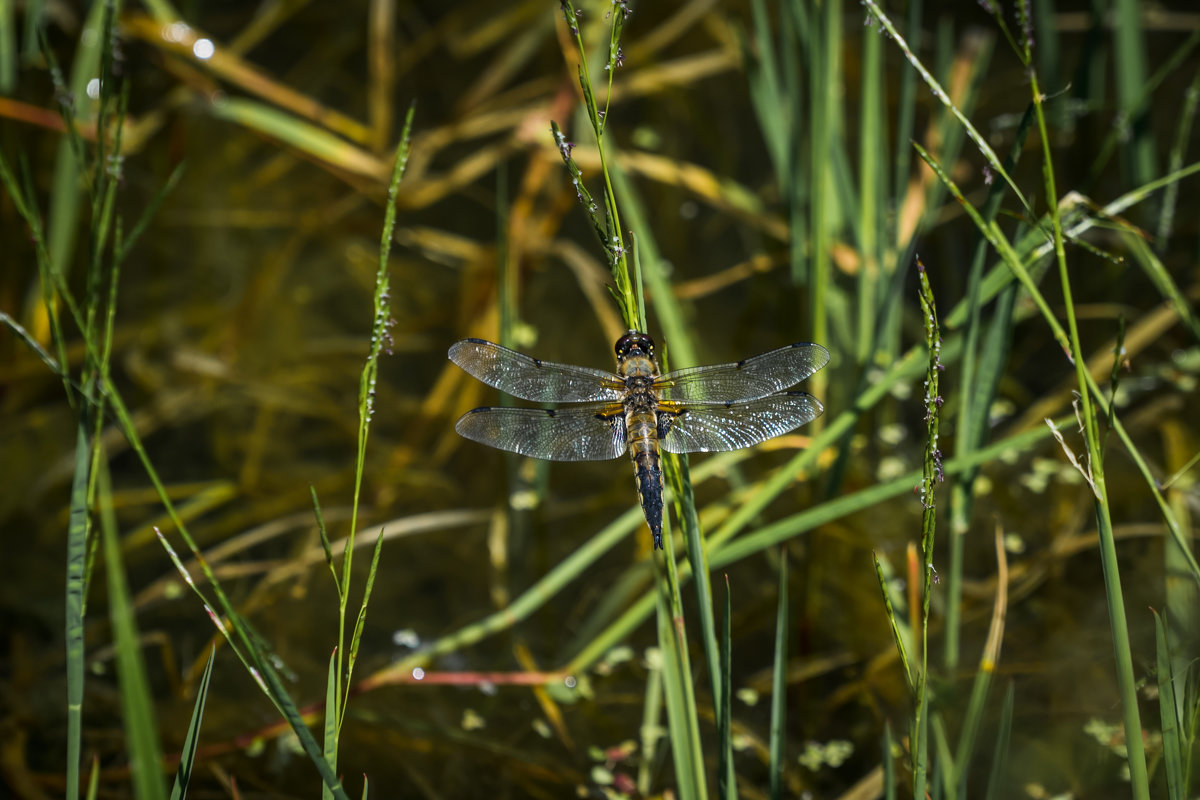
[656,342,830,403]
[449,339,625,403]
[659,392,824,454]
[455,404,627,461]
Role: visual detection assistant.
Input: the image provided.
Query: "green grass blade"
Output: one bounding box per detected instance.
[99,465,167,800]
[346,528,386,699]
[873,553,914,693]
[665,452,722,741]
[323,649,339,800]
[209,98,389,180]
[169,647,214,800]
[311,486,340,591]
[983,683,1014,800]
[65,417,90,800]
[807,0,839,397]
[1157,67,1200,249]
[768,550,788,800]
[638,642,666,796]
[1030,59,1150,796]
[883,723,896,800]
[1112,0,1156,186]
[655,574,707,799]
[0,0,15,93]
[933,713,956,797]
[1154,610,1185,800]
[45,0,104,288]
[889,0,920,243]
[745,0,787,182]
[116,162,185,265]
[718,576,734,800]
[915,142,1200,594]
[955,529,1008,799]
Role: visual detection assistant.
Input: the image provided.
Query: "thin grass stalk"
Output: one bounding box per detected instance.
[911,261,942,797]
[768,550,788,800]
[339,106,413,717]
[1028,52,1150,794]
[317,109,413,795]
[556,1,636,324]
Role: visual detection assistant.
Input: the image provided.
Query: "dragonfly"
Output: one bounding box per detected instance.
[448,331,829,549]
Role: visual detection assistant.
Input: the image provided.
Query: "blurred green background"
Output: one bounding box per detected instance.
[1,0,1198,797]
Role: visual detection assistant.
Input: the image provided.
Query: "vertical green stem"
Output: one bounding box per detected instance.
[1029,66,1150,799]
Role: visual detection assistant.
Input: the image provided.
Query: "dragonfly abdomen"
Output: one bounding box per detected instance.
[627,406,664,549]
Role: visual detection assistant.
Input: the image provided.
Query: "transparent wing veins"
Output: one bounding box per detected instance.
[655,342,830,403]
[449,338,624,403]
[455,404,627,461]
[660,392,824,454]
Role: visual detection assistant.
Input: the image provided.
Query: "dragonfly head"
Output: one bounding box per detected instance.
[615,331,656,359]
